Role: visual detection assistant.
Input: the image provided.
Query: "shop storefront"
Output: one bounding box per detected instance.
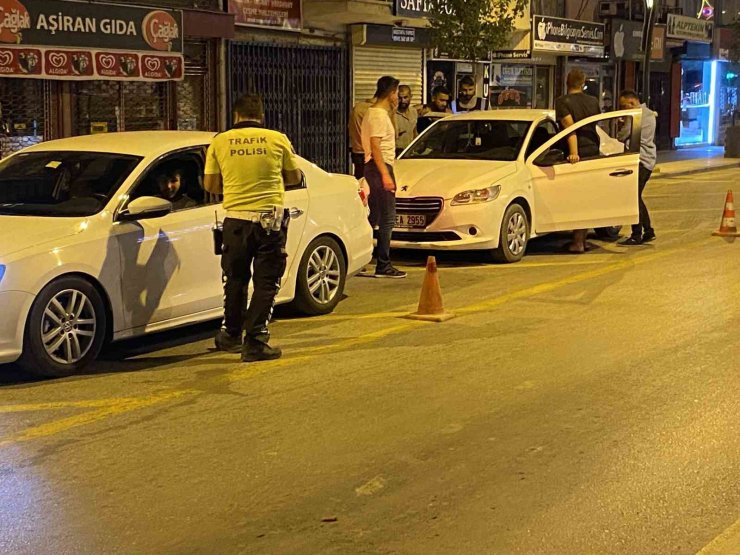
[352,24,429,107]
[531,15,606,105]
[0,0,229,158]
[667,14,715,147]
[713,28,739,145]
[229,0,348,173]
[489,50,557,110]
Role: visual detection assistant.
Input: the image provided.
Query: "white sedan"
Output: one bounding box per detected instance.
[393,108,641,262]
[0,132,372,377]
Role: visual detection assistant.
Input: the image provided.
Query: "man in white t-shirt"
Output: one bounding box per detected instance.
[361,75,406,279]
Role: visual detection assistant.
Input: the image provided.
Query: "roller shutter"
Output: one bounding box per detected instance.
[352,46,423,106]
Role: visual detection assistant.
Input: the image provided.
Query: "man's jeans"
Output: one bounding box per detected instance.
[632,164,654,238]
[364,161,397,273]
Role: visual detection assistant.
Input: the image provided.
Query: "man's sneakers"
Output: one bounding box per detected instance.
[641,230,656,243]
[374,266,407,279]
[620,231,656,246]
[214,330,242,353]
[619,236,643,246]
[242,341,282,362]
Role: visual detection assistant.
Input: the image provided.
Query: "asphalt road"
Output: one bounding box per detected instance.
[1,167,739,554]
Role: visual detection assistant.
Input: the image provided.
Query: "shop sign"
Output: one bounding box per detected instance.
[394,0,451,18]
[666,14,713,43]
[0,0,182,52]
[358,24,432,48]
[532,15,605,57]
[0,45,183,81]
[491,49,532,60]
[611,20,665,61]
[228,0,301,31]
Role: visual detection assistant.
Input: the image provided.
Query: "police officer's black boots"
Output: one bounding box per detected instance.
[241,339,282,362]
[215,329,242,354]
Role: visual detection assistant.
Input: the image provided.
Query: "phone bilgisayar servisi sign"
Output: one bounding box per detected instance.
[532,16,605,57]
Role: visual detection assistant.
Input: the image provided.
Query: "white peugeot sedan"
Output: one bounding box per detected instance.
[393,108,641,262]
[0,132,372,377]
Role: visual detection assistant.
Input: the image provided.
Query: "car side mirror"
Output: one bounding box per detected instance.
[534,148,566,167]
[118,196,172,221]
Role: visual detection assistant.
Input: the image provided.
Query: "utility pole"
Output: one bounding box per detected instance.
[641,0,660,106]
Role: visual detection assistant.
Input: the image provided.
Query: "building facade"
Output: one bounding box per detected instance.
[0,0,232,158]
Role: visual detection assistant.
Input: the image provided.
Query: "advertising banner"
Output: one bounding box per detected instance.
[228,0,302,30]
[0,0,183,80]
[0,45,183,81]
[532,15,605,57]
[611,20,665,61]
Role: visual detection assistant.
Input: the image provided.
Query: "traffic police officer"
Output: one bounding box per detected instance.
[204,94,302,362]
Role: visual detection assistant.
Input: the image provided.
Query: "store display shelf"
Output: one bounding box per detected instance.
[681,103,710,109]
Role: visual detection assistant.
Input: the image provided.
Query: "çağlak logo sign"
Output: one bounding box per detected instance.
[142,10,179,52]
[0,0,31,44]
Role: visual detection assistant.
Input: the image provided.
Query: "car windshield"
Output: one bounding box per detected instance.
[0,151,142,217]
[403,120,531,161]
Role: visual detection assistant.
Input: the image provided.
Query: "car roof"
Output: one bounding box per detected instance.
[442,109,555,122]
[22,131,217,157]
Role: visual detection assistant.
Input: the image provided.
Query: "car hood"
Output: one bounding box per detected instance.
[0,216,86,258]
[394,159,517,199]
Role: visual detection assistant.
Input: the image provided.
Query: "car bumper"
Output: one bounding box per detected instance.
[391,201,504,251]
[0,291,33,364]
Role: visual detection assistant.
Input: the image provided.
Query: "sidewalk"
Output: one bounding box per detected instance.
[653,146,740,179]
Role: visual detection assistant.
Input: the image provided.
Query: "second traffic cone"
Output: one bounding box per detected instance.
[712,190,740,237]
[404,256,456,323]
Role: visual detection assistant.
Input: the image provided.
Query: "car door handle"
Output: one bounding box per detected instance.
[289,208,304,219]
[609,169,634,177]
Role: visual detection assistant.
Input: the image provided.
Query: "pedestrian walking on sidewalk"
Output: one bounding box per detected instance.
[618,89,657,245]
[205,94,303,362]
[555,69,601,253]
[362,76,406,279]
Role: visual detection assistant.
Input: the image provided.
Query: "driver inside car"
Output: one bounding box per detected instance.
[156,167,198,211]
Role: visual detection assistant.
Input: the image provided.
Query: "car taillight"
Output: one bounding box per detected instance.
[358,178,370,207]
[358,188,368,207]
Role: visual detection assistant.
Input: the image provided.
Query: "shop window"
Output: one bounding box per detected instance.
[677,60,714,147]
[73,81,168,136]
[0,80,45,158]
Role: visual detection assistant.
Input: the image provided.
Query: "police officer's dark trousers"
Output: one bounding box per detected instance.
[221,217,288,345]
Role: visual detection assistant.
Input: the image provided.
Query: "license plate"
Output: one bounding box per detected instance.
[395,214,426,228]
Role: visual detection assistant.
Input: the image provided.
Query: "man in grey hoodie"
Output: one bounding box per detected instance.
[618,89,657,245]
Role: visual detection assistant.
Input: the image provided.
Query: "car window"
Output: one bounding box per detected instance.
[403,120,531,161]
[0,151,142,217]
[525,120,558,159]
[130,148,215,212]
[534,115,635,165]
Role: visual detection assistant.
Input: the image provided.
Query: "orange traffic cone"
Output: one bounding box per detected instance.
[712,190,740,237]
[404,256,456,322]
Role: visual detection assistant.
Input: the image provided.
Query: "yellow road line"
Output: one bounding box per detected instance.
[0,236,717,448]
[0,390,196,448]
[696,517,740,554]
[0,398,143,413]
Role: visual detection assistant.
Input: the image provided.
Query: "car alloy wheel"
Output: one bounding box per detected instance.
[307,245,341,306]
[291,236,347,316]
[507,212,527,256]
[40,289,97,365]
[492,203,529,263]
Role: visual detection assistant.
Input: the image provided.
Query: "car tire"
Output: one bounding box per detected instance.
[18,276,107,378]
[492,203,530,263]
[290,236,347,316]
[595,226,622,241]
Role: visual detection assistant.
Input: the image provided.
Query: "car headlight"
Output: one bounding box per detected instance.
[451,185,501,206]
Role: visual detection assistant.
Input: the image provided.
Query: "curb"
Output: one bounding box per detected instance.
[652,161,740,180]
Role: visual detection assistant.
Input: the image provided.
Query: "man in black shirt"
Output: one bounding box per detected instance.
[555,69,601,253]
